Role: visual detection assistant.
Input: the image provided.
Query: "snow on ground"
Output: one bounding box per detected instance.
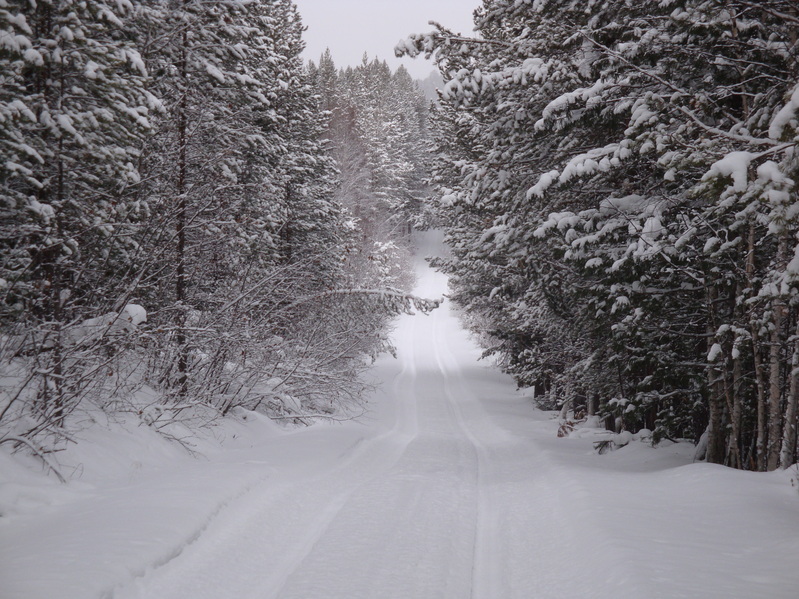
[2,230,799,599]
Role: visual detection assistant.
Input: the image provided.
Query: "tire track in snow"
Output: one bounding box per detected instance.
[429,302,504,599]
[111,355,422,599]
[268,314,477,599]
[430,316,650,599]
[389,311,419,440]
[102,472,273,599]
[263,318,424,599]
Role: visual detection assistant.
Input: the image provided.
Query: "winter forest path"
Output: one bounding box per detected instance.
[113,231,799,599]
[6,233,799,599]
[111,231,611,599]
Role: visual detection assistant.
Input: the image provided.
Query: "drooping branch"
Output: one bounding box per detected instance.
[0,436,67,483]
[282,287,441,315]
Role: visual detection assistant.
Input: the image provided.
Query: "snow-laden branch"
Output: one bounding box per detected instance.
[282,288,441,315]
[395,28,513,61]
[214,264,300,314]
[576,29,785,148]
[739,1,799,25]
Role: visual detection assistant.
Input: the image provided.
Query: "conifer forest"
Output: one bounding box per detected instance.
[399,0,799,471]
[3,0,799,476]
[4,2,799,598]
[0,0,436,453]
[0,0,799,470]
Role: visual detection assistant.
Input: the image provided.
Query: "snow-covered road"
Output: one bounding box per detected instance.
[3,231,799,598]
[113,233,560,599]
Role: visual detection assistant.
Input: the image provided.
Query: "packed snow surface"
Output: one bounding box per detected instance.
[2,231,799,598]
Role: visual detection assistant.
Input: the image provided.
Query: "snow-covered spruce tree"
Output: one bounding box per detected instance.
[532,0,799,468]
[400,0,799,468]
[0,0,439,452]
[399,1,604,413]
[124,1,304,416]
[129,0,288,399]
[353,62,430,235]
[0,0,151,442]
[311,53,431,288]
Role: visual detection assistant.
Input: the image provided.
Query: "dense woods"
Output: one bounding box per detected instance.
[0,0,432,452]
[399,0,799,470]
[3,0,799,474]
[4,4,799,596]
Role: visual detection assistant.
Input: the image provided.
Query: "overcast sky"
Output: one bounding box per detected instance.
[293,0,477,79]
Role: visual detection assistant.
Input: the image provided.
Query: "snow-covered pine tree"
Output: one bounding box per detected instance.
[130,0,297,396]
[399,0,597,413]
[0,0,151,436]
[128,1,432,420]
[0,0,440,449]
[312,52,431,286]
[401,0,799,468]
[0,0,149,322]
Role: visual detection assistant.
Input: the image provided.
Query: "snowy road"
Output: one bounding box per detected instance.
[93,234,582,599]
[113,236,553,599]
[4,231,799,599]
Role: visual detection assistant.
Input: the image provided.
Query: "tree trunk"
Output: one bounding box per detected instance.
[767,233,789,471]
[753,322,768,470]
[705,369,726,464]
[780,318,799,468]
[725,349,742,468]
[175,27,189,397]
[766,303,785,470]
[748,225,768,471]
[705,286,725,465]
[588,393,599,417]
[725,278,745,468]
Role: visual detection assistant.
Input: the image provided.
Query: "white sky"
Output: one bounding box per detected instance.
[293,0,477,79]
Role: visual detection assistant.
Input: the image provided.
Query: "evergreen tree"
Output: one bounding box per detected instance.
[400,0,799,468]
[0,0,150,325]
[0,0,438,448]
[0,0,151,433]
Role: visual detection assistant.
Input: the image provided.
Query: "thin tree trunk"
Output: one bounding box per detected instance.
[766,303,785,470]
[175,26,189,396]
[780,318,799,468]
[588,393,598,417]
[753,322,768,470]
[723,345,742,468]
[705,285,725,465]
[725,279,745,468]
[748,225,768,471]
[767,233,789,471]
[51,69,66,426]
[706,365,726,464]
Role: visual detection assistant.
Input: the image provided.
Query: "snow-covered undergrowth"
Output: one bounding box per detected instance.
[0,402,298,598]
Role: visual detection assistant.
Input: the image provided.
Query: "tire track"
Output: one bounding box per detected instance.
[112,336,423,599]
[265,317,424,599]
[429,302,503,599]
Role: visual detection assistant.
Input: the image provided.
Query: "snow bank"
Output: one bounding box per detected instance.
[0,403,304,599]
